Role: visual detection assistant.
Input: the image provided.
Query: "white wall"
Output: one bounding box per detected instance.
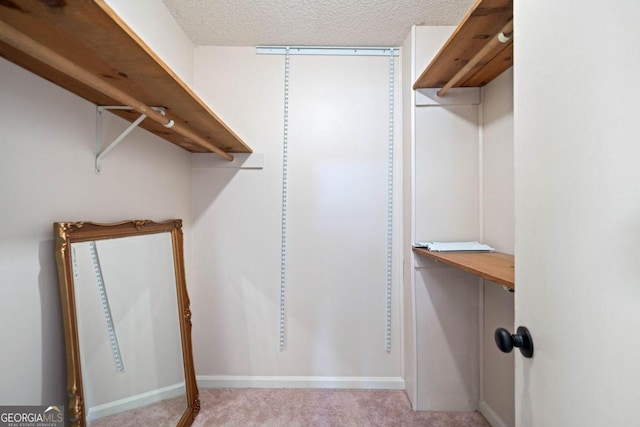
[0,58,192,407]
[401,29,417,406]
[190,47,403,386]
[481,68,515,427]
[408,26,481,411]
[104,0,195,88]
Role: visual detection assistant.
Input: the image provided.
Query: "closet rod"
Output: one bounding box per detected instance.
[437,19,513,97]
[0,21,233,161]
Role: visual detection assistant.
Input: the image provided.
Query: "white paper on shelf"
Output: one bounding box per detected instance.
[412,241,495,252]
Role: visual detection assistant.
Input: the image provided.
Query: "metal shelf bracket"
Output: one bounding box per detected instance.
[95,106,170,173]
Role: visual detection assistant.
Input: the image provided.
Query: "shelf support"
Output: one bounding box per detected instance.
[437,19,514,97]
[95,106,171,173]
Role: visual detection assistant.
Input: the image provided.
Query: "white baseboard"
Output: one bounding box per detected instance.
[197,375,405,390]
[479,400,509,427]
[88,382,186,421]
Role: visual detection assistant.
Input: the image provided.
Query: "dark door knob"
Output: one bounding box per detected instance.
[495,326,534,358]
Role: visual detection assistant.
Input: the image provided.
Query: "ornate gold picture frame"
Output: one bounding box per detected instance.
[53,220,199,427]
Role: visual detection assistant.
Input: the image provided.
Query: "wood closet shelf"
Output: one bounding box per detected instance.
[0,0,251,155]
[413,248,514,289]
[413,0,513,90]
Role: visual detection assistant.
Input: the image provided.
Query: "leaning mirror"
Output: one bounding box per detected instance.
[54,220,199,427]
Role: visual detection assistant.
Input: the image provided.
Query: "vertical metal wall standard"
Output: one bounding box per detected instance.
[386,52,395,353]
[279,48,291,351]
[72,243,124,371]
[257,46,399,352]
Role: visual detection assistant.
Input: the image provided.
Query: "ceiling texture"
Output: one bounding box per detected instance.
[161,0,476,47]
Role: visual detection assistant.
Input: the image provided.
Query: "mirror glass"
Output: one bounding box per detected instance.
[54,220,198,427]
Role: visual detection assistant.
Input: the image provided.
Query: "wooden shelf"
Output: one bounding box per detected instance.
[413,248,514,289]
[413,0,513,91]
[0,0,251,155]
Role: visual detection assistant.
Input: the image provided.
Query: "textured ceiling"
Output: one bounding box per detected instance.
[161,0,476,47]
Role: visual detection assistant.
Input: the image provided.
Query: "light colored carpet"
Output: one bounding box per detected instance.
[192,389,490,427]
[91,388,491,426]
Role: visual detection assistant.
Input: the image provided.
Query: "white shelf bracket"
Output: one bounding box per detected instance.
[95,106,169,173]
